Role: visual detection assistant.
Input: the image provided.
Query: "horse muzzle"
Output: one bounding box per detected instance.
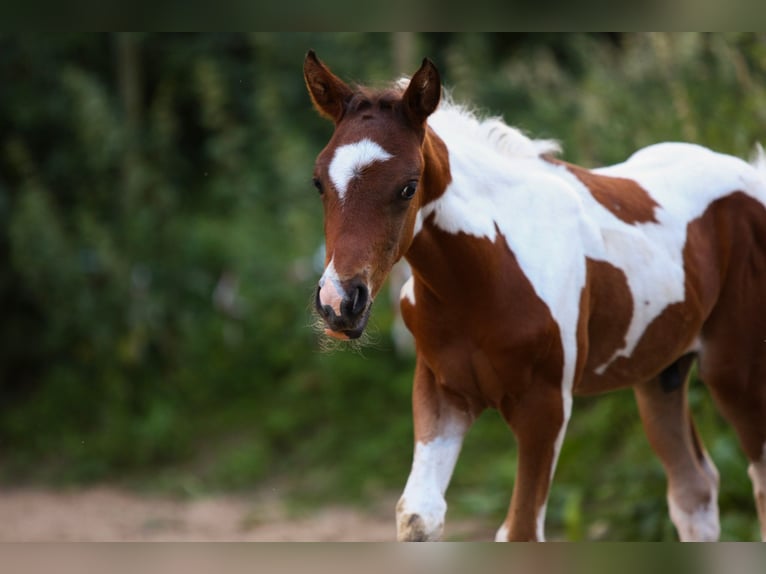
[315,276,371,339]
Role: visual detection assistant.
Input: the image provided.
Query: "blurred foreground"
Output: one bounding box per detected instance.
[0,486,490,542]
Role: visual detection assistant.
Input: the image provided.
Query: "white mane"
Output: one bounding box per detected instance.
[395,77,560,159]
[430,93,561,159]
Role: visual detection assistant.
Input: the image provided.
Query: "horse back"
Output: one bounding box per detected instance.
[574,143,766,393]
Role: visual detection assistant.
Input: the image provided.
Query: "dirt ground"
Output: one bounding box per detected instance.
[0,486,490,542]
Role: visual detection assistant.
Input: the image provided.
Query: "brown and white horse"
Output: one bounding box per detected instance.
[304,51,766,541]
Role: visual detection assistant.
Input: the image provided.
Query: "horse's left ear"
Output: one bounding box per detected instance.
[304,50,354,124]
[402,58,441,127]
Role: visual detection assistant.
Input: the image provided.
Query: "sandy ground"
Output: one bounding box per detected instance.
[0,487,489,542]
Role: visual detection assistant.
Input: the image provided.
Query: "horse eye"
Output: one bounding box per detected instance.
[400,182,417,200]
[313,177,324,195]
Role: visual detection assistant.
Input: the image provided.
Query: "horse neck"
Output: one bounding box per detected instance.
[419,125,452,206]
[404,123,549,301]
[404,126,470,295]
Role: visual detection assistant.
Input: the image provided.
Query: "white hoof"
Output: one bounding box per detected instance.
[396,496,446,541]
[494,523,510,542]
[669,496,720,541]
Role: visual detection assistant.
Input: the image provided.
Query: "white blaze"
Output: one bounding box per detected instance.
[328,138,393,202]
[318,258,345,315]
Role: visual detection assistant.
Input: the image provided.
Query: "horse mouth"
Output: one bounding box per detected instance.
[315,283,372,340]
[323,326,364,340]
[321,309,371,340]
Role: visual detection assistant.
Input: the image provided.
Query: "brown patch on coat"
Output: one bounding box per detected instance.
[403,220,565,416]
[547,158,659,225]
[573,259,633,394]
[695,192,766,462]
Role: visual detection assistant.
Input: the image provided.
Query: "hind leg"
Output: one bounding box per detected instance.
[634,357,720,541]
[701,350,766,541]
[689,415,720,492]
[748,455,766,541]
[696,193,766,539]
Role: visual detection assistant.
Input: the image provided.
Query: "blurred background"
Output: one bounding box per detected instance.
[1,32,765,541]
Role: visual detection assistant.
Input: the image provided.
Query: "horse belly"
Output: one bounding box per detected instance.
[575,188,737,394]
[577,296,705,395]
[575,246,711,395]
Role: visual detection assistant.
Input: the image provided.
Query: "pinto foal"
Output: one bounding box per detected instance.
[305,51,766,541]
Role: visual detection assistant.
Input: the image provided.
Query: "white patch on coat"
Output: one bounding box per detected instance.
[400,276,416,305]
[668,495,720,541]
[328,138,392,202]
[317,257,345,315]
[422,106,766,381]
[397,419,467,541]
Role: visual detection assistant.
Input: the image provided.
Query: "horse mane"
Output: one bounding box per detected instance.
[391,77,561,159]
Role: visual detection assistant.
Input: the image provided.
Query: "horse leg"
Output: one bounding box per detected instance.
[633,357,720,541]
[749,453,766,541]
[701,350,766,541]
[688,412,721,490]
[495,382,571,541]
[396,357,474,541]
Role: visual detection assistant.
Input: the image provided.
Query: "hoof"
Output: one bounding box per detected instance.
[396,498,445,541]
[397,513,443,541]
[668,496,720,542]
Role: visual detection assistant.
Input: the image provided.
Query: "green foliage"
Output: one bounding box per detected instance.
[1,33,765,540]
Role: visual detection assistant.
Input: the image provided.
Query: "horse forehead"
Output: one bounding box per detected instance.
[327,137,394,200]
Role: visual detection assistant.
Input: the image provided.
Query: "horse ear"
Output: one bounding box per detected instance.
[304,50,353,123]
[402,58,441,127]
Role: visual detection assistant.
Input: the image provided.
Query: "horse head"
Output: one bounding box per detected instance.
[304,51,441,340]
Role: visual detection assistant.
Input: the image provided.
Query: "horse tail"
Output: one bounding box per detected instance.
[750,142,766,174]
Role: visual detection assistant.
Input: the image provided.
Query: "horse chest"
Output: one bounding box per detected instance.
[401,279,565,409]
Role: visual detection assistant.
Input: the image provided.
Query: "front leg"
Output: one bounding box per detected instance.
[496,383,571,541]
[396,357,474,541]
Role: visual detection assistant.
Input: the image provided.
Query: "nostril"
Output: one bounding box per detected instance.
[340,281,369,320]
[351,283,368,316]
[315,286,334,320]
[314,285,323,313]
[322,305,335,321]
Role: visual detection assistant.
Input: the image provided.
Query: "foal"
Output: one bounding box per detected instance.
[305,51,766,541]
